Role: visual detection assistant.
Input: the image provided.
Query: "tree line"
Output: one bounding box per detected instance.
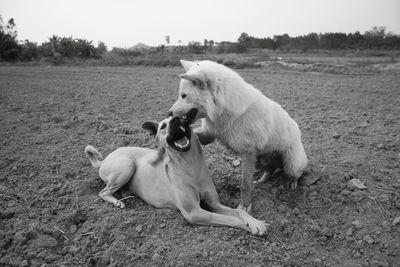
[235,28,400,52]
[0,15,106,61]
[1,14,400,62]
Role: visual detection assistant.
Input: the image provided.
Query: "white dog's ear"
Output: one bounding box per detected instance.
[180,60,194,71]
[179,73,207,90]
[141,121,158,136]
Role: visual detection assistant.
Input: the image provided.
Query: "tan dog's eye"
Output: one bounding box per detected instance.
[181,93,187,99]
[160,123,166,130]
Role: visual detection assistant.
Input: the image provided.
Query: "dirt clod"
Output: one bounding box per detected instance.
[392,216,400,226]
[35,234,58,248]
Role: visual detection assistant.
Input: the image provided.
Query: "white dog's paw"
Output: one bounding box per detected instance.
[237,202,252,213]
[114,200,125,209]
[289,178,298,190]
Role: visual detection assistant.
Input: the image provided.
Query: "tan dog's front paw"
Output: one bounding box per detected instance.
[115,200,125,209]
[247,219,269,235]
[237,202,252,213]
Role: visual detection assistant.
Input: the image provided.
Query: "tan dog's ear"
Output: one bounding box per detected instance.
[179,73,207,90]
[141,121,158,136]
[180,60,194,71]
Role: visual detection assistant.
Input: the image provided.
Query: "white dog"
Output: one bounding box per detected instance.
[169,60,308,212]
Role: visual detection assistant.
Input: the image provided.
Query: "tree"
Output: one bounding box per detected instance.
[165,35,170,45]
[238,32,250,44]
[188,41,203,54]
[96,41,107,55]
[0,15,20,60]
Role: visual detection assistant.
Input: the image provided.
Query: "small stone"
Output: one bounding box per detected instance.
[232,159,241,167]
[346,228,354,236]
[159,223,166,229]
[349,191,364,202]
[341,190,351,196]
[392,216,400,226]
[363,235,374,244]
[347,179,367,190]
[343,173,354,181]
[70,224,77,234]
[36,234,58,248]
[293,207,301,216]
[0,210,15,219]
[69,245,79,254]
[333,133,341,139]
[320,227,332,237]
[45,254,59,263]
[377,143,384,149]
[277,205,286,213]
[352,220,364,229]
[135,225,143,233]
[314,258,323,264]
[194,251,202,258]
[14,232,27,245]
[310,224,321,232]
[152,253,163,263]
[395,200,400,209]
[377,194,389,203]
[202,251,208,258]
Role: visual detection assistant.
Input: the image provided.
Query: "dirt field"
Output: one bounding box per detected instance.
[0,62,399,266]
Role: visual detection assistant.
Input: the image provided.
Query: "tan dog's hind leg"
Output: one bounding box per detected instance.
[99,173,132,209]
[238,154,257,213]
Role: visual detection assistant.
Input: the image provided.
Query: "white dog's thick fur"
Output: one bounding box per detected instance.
[169,60,308,212]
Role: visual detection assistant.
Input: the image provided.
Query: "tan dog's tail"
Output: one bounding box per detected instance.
[85,145,103,168]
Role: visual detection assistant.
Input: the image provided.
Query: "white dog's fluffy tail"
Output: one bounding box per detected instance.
[85,145,103,168]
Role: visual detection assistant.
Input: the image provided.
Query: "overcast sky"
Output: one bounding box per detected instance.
[1,0,399,48]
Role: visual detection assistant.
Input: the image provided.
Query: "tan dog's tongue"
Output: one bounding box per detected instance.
[175,137,189,147]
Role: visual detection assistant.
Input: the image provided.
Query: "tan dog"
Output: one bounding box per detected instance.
[169,60,309,212]
[85,115,268,235]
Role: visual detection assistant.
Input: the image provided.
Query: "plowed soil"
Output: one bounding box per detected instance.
[0,64,399,266]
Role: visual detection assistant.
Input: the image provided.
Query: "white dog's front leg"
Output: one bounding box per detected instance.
[238,154,257,213]
[194,120,215,145]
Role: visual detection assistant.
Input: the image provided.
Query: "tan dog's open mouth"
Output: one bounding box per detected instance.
[174,136,190,150]
[167,117,192,152]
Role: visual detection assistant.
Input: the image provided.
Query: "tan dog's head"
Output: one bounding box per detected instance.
[142,112,197,153]
[168,60,216,123]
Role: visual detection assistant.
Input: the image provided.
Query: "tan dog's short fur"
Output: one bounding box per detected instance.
[85,116,268,235]
[169,60,309,212]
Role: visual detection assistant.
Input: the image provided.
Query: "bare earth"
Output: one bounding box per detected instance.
[0,64,399,266]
